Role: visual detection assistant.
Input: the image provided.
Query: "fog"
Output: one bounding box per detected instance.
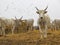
[0,0,60,26]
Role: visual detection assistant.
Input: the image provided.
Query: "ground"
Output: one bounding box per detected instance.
[0,30,60,45]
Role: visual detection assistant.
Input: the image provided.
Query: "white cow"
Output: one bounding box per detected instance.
[0,17,15,35]
[18,19,34,31]
[26,19,34,31]
[0,16,34,35]
[0,17,23,35]
[52,19,60,30]
[35,6,50,39]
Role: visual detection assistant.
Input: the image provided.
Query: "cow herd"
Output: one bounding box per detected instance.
[51,19,60,30]
[0,6,60,38]
[0,16,34,36]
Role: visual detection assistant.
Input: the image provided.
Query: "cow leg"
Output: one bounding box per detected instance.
[39,25,43,39]
[0,27,3,36]
[12,26,15,34]
[31,26,33,30]
[55,26,56,31]
[44,25,47,38]
[2,27,5,36]
[12,28,14,34]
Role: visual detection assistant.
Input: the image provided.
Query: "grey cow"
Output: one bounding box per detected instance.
[19,19,34,31]
[0,17,15,35]
[52,19,60,30]
[0,16,23,36]
[35,6,50,39]
[14,17,34,32]
[26,19,34,31]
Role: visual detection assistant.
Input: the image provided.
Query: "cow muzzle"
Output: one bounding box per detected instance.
[41,17,43,19]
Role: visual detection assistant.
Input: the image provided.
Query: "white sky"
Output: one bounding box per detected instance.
[0,0,60,26]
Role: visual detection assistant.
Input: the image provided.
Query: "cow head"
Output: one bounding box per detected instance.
[35,6,48,19]
[14,16,23,26]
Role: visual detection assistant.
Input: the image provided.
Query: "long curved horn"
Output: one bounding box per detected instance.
[35,7,39,10]
[15,16,19,22]
[44,6,48,10]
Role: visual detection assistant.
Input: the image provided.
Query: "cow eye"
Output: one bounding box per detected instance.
[44,11,47,14]
[36,11,39,14]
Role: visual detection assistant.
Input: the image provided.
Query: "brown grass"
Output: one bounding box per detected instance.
[0,30,60,45]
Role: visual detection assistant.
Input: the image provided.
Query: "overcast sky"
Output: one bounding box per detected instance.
[0,0,60,26]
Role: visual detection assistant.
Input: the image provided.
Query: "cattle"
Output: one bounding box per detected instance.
[0,18,5,36]
[0,16,34,35]
[11,17,34,33]
[26,19,34,31]
[0,17,15,35]
[14,16,28,33]
[51,19,60,30]
[0,16,23,35]
[5,16,24,34]
[35,6,50,39]
[18,19,34,31]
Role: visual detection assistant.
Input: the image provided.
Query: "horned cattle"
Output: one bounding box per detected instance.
[14,16,34,33]
[35,6,50,39]
[14,16,28,33]
[0,17,15,35]
[26,19,34,31]
[51,19,60,30]
[0,16,34,35]
[0,18,6,35]
[17,19,34,31]
[0,16,24,35]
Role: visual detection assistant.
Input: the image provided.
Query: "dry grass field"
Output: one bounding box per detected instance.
[0,30,60,45]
